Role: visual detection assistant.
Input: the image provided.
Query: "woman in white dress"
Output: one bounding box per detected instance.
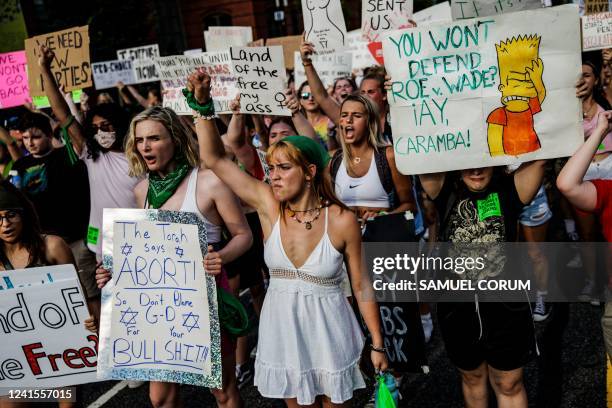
[186,70,388,407]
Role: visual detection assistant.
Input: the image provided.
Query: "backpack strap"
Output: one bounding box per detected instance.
[329,149,343,183]
[374,147,394,195]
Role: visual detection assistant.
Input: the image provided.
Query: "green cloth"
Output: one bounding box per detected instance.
[217,287,250,338]
[146,159,191,209]
[282,135,330,171]
[182,88,215,116]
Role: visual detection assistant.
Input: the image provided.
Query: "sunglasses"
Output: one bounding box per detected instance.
[91,122,113,132]
[300,92,314,100]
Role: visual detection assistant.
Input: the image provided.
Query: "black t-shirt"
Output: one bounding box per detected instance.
[13,147,90,242]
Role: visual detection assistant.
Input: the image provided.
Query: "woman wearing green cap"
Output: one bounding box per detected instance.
[186,69,388,407]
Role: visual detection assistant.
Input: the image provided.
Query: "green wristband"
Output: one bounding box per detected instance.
[182,88,215,116]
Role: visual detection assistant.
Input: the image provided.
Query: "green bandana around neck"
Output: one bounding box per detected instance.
[146,158,191,209]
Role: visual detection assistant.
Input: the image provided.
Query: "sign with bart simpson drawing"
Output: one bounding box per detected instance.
[383,5,582,174]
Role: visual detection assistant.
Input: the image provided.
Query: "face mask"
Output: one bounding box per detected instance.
[94,130,116,149]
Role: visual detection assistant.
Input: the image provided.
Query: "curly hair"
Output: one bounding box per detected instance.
[83,103,129,161]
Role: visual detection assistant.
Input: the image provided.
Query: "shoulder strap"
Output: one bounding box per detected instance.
[329,150,343,183]
[0,250,14,270]
[374,147,394,195]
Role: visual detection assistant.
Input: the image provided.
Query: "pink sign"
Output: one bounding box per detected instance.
[0,51,31,109]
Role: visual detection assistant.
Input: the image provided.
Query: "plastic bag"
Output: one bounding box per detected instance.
[375,373,398,408]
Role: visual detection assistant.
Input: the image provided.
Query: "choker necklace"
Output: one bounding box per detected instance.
[287,200,328,230]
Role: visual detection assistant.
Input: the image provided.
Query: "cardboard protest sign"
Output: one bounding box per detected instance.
[362,0,414,42]
[0,265,98,394]
[156,51,238,114]
[98,209,221,387]
[414,2,453,25]
[383,4,582,174]
[294,52,352,88]
[92,60,136,90]
[451,0,542,20]
[266,35,303,69]
[205,27,253,52]
[0,0,28,53]
[302,0,348,55]
[584,0,611,15]
[230,46,291,116]
[0,51,30,109]
[582,12,612,50]
[347,30,380,71]
[117,44,160,84]
[25,26,91,97]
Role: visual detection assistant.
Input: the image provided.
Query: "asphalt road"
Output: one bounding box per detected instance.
[72,300,606,408]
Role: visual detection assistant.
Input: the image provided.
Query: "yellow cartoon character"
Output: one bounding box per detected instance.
[487,35,546,157]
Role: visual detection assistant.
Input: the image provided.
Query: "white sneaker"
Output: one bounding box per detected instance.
[250,344,258,359]
[127,380,145,389]
[421,313,433,343]
[533,292,551,322]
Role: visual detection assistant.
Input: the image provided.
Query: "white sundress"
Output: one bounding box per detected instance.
[254,208,365,405]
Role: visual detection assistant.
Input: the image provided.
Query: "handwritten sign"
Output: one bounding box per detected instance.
[451,0,542,20]
[383,4,582,174]
[92,60,136,90]
[362,0,414,42]
[155,51,238,114]
[582,12,612,50]
[230,46,291,116]
[584,0,611,15]
[0,51,30,109]
[98,209,221,387]
[25,26,91,97]
[0,265,99,394]
[162,86,190,115]
[266,35,303,69]
[294,52,352,88]
[414,2,453,25]
[117,44,160,84]
[347,30,380,71]
[204,27,253,52]
[302,0,348,55]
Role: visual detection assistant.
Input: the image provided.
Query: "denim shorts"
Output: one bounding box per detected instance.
[519,185,552,227]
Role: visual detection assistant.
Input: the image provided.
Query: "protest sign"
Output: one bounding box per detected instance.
[184,49,203,56]
[0,51,30,109]
[0,265,98,394]
[582,12,612,50]
[362,0,414,42]
[230,46,291,116]
[162,86,190,115]
[32,89,81,109]
[294,52,352,88]
[414,2,453,25]
[266,35,303,69]
[302,0,348,55]
[347,30,380,71]
[92,60,135,90]
[98,209,221,387]
[0,0,28,53]
[155,51,238,114]
[205,27,253,52]
[383,4,582,174]
[25,26,91,97]
[451,0,542,20]
[584,0,610,14]
[117,44,160,84]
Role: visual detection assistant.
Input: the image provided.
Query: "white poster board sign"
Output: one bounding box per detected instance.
[362,0,414,42]
[582,12,612,50]
[98,209,221,387]
[451,0,543,20]
[302,0,348,55]
[383,4,582,174]
[204,27,253,52]
[92,60,136,90]
[347,29,380,71]
[155,51,238,114]
[414,2,453,25]
[230,46,291,116]
[294,52,352,88]
[0,265,98,394]
[117,44,160,84]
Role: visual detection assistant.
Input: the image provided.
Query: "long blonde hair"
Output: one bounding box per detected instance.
[338,94,388,170]
[125,106,200,177]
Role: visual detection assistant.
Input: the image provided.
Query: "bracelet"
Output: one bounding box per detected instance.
[182,88,215,116]
[371,345,387,353]
[302,60,313,67]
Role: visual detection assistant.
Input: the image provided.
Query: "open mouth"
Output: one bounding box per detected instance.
[502,95,530,104]
[344,125,355,138]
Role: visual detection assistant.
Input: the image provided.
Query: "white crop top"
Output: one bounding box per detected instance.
[334,155,390,208]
